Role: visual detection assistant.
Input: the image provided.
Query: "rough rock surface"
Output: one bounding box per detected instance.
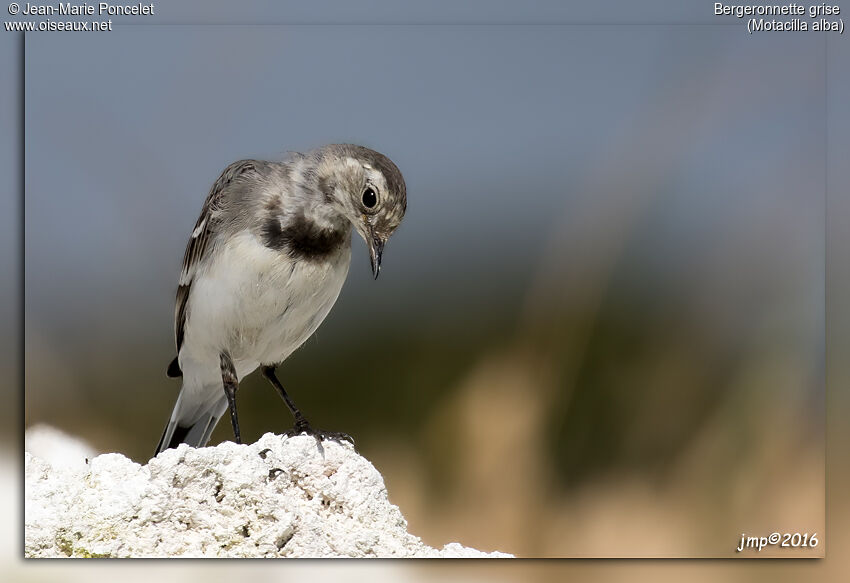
[25,432,511,558]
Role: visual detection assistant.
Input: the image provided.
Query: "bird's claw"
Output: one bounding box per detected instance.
[284,418,354,446]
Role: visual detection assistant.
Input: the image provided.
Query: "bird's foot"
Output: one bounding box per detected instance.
[284,417,354,446]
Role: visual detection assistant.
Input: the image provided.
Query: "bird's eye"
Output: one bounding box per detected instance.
[362,187,377,209]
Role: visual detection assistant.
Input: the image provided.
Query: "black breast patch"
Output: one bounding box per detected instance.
[262,213,347,262]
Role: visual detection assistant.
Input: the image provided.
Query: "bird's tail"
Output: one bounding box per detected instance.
[154,384,229,456]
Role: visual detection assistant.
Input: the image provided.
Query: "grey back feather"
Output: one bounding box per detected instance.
[174,160,264,353]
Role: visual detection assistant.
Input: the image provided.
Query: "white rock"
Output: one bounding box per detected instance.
[25,432,512,558]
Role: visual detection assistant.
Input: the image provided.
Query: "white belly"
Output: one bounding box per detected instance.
[180,229,351,382]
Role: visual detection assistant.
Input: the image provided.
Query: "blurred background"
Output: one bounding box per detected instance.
[8,1,836,564]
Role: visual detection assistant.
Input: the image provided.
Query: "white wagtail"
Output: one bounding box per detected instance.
[154,144,406,455]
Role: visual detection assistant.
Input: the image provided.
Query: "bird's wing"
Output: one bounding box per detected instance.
[170,160,261,373]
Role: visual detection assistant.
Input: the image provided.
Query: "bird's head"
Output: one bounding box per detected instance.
[314,144,407,278]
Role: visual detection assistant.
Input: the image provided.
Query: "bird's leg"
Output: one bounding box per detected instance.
[220,352,242,444]
[261,365,308,427]
[261,365,353,445]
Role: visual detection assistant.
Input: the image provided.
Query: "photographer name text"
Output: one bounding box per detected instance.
[17,2,153,16]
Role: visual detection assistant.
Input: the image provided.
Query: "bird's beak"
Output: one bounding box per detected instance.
[368,232,384,280]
